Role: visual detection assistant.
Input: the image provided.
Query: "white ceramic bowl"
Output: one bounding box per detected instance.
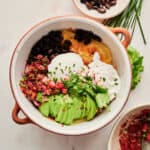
[108,105,150,150]
[10,16,131,135]
[73,0,130,20]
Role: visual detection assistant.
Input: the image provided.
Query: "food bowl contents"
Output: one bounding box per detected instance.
[80,0,117,14]
[119,109,150,150]
[19,29,120,125]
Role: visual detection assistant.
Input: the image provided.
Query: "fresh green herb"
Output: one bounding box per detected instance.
[65,66,68,70]
[114,83,118,86]
[127,46,144,89]
[103,77,106,82]
[37,92,43,102]
[114,93,117,97]
[104,0,146,44]
[63,74,108,99]
[19,81,27,88]
[23,75,27,80]
[49,71,52,75]
[68,66,71,71]
[53,77,58,83]
[81,67,85,71]
[84,76,92,81]
[60,68,64,74]
[93,84,108,93]
[53,71,56,75]
[114,78,118,82]
[55,67,58,70]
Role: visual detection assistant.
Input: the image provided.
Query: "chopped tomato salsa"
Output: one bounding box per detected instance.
[119,109,150,150]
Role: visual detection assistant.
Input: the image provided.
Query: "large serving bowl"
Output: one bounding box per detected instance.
[108,105,150,150]
[10,16,131,135]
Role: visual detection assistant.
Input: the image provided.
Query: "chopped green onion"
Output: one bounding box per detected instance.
[104,0,146,44]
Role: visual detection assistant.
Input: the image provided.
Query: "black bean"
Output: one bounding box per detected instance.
[105,3,110,9]
[81,0,86,3]
[84,38,91,45]
[85,2,93,9]
[110,0,117,6]
[80,0,117,14]
[27,29,102,64]
[98,7,106,13]
[63,40,72,50]
[48,49,53,55]
[92,34,102,42]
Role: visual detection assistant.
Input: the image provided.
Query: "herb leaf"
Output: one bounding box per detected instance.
[128,46,144,89]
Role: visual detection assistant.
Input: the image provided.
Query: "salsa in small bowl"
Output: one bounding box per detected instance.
[108,105,150,150]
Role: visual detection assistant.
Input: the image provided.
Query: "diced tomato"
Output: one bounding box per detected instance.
[43,89,52,95]
[61,88,68,94]
[142,123,148,132]
[48,81,56,89]
[119,109,150,150]
[37,54,43,60]
[146,133,150,142]
[55,82,64,89]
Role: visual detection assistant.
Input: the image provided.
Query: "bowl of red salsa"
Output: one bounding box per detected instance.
[108,105,150,150]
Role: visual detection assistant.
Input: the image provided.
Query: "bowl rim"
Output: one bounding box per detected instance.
[108,104,150,150]
[9,15,132,136]
[73,0,130,20]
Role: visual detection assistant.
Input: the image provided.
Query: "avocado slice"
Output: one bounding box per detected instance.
[61,106,69,124]
[39,102,50,117]
[86,95,97,120]
[49,95,64,117]
[49,98,56,117]
[64,97,82,125]
[72,96,82,119]
[55,103,66,123]
[80,101,87,118]
[65,106,74,125]
[96,93,110,108]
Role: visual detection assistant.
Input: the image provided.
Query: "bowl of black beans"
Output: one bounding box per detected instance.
[73,0,130,20]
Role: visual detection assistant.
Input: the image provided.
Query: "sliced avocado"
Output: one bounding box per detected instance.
[87,95,97,120]
[63,97,82,125]
[85,95,91,115]
[72,96,82,119]
[49,95,63,117]
[61,105,69,124]
[55,103,66,123]
[81,101,87,118]
[65,106,74,125]
[39,102,50,117]
[53,95,64,117]
[64,95,73,104]
[96,93,110,108]
[49,99,56,117]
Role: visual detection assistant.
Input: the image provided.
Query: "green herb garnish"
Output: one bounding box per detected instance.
[105,0,146,44]
[128,46,144,89]
[37,92,43,102]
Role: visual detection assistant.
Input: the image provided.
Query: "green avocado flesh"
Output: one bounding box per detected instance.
[95,93,110,108]
[39,94,97,125]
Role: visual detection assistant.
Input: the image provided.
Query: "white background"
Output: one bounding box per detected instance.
[0,0,150,150]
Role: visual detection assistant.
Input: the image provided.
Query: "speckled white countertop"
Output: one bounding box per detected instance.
[0,0,150,150]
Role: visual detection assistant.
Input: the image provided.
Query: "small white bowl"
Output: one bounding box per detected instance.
[108,105,150,150]
[73,0,130,20]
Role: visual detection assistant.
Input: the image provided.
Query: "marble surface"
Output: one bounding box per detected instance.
[0,0,150,150]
